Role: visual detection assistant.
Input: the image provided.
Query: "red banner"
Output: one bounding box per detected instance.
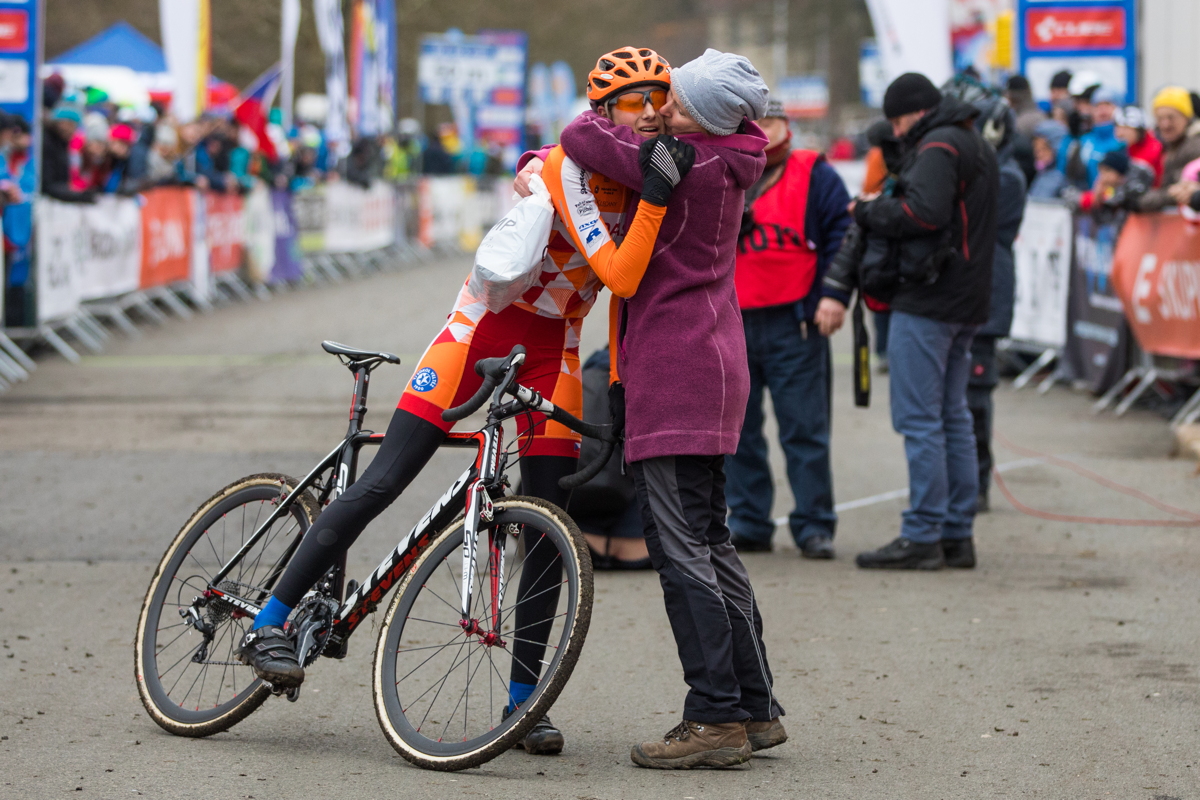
[1112,213,1200,359]
[139,187,194,289]
[1025,8,1125,50]
[204,192,245,273]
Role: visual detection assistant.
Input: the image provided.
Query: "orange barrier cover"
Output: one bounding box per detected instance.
[1112,213,1200,360]
[140,187,194,289]
[205,192,245,273]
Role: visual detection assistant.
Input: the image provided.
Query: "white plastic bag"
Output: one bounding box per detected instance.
[468,174,554,313]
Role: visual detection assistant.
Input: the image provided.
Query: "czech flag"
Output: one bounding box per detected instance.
[235,63,283,161]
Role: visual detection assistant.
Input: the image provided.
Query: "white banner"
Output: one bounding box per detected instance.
[281,0,301,130]
[313,0,350,153]
[1011,200,1073,349]
[36,197,142,323]
[863,0,953,86]
[324,181,396,253]
[159,0,207,123]
[244,183,276,284]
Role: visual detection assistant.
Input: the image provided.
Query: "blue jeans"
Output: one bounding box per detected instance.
[727,306,836,547]
[887,311,979,544]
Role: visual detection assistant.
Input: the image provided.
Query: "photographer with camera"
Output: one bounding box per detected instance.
[814,72,998,570]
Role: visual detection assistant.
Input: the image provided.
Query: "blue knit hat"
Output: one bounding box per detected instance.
[670,49,768,136]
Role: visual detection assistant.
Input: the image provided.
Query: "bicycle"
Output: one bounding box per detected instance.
[134,341,615,771]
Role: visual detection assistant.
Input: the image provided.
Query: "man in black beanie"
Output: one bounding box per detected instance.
[816,71,998,570]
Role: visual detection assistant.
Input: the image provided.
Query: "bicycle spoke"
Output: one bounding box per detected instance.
[394,631,468,685]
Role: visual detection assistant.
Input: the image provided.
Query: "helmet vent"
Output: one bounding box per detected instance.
[613,50,633,59]
[614,68,631,78]
[599,59,615,71]
[592,77,611,89]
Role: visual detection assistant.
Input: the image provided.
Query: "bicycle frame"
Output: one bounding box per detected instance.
[203,358,515,652]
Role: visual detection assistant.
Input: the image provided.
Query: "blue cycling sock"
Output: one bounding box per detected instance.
[507,681,536,712]
[253,596,293,630]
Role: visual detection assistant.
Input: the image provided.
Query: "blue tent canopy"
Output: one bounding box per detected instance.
[49,21,167,74]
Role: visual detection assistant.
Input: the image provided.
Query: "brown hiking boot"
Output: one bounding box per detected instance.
[745,717,788,751]
[630,720,752,769]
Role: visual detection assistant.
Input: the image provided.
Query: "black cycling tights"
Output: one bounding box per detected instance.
[270,408,572,690]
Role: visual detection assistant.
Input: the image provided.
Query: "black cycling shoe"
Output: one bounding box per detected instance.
[503,705,565,755]
[235,625,305,688]
[729,534,773,553]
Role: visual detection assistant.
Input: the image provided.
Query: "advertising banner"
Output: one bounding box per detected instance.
[313,0,350,154]
[270,189,304,283]
[35,195,141,322]
[242,183,275,284]
[1111,213,1200,360]
[293,186,326,253]
[862,0,954,85]
[140,187,195,289]
[1011,200,1073,348]
[1061,213,1129,393]
[1017,0,1137,104]
[324,180,395,253]
[204,192,244,273]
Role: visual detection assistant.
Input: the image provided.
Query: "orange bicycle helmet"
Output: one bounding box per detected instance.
[587,46,671,105]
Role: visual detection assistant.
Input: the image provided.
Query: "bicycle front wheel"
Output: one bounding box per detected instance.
[373,496,593,771]
[135,473,319,737]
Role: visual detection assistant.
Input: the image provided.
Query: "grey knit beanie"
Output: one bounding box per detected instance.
[671,49,769,136]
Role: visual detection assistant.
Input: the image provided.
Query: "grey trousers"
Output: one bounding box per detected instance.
[629,454,784,724]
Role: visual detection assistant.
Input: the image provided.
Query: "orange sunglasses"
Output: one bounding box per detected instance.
[608,88,668,114]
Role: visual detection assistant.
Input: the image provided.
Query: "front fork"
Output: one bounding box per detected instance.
[459,480,509,647]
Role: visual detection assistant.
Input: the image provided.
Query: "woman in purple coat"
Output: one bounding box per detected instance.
[525,49,787,769]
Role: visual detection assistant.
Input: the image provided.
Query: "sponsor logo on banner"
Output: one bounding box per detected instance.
[0,10,27,51]
[205,192,245,273]
[1111,214,1200,359]
[1026,8,1125,50]
[140,188,195,289]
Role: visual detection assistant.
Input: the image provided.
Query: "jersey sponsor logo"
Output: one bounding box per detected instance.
[411,367,438,392]
[586,227,603,244]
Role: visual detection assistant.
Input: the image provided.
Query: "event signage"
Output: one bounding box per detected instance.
[1111,213,1200,360]
[1011,201,1073,349]
[0,0,39,130]
[1016,0,1137,104]
[1061,213,1129,393]
[418,29,527,167]
[777,75,829,119]
[35,195,141,322]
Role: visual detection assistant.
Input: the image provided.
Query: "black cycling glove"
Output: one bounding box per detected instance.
[638,134,696,207]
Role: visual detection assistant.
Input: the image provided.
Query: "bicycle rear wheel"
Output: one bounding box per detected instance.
[135,473,319,737]
[373,496,593,771]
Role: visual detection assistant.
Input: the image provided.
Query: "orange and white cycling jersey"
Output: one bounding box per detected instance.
[399,146,663,455]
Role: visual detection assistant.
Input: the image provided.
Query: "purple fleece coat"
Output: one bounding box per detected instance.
[559,111,768,462]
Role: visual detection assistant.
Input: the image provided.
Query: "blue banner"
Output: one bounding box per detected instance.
[1016,0,1138,105]
[270,189,304,284]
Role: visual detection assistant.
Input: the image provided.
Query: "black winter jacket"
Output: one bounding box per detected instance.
[855,96,999,325]
[41,126,93,203]
[979,146,1028,338]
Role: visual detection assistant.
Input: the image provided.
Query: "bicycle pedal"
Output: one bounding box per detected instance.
[286,686,301,703]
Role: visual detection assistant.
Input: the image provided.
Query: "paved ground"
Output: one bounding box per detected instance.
[1,254,1198,800]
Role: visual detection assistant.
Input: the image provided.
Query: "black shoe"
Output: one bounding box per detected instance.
[799,534,835,560]
[729,533,773,552]
[976,492,990,513]
[941,538,976,569]
[235,625,305,688]
[611,556,654,570]
[588,544,615,571]
[855,537,945,570]
[503,705,565,754]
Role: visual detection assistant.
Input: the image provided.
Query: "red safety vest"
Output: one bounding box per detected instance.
[735,149,821,310]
